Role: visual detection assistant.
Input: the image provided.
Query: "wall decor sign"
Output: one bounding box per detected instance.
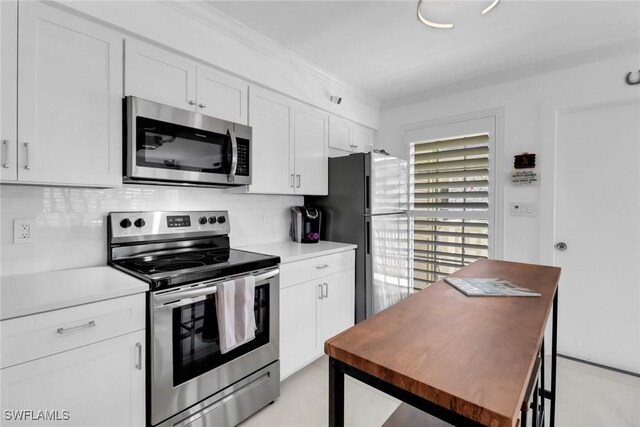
[514,152,536,169]
[626,70,640,86]
[511,170,539,185]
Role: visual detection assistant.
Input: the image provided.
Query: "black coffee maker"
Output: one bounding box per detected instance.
[289,206,321,243]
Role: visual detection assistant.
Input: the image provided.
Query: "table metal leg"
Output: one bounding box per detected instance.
[329,357,345,427]
[550,291,558,427]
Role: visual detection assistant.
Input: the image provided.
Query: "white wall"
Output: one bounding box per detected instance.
[57,0,380,129]
[376,51,640,264]
[0,185,301,277]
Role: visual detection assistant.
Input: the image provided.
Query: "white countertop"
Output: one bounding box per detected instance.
[237,240,357,264]
[0,267,149,320]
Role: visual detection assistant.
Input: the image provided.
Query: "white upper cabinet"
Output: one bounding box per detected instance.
[14,2,123,187]
[197,66,248,124]
[125,40,249,124]
[240,87,327,195]
[247,87,294,194]
[329,114,374,154]
[294,105,328,195]
[1,1,17,182]
[125,40,197,112]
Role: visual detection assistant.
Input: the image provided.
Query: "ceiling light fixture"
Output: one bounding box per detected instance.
[417,0,501,29]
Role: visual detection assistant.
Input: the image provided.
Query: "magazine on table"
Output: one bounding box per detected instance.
[444,277,541,297]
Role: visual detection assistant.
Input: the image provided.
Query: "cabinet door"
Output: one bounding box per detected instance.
[321,269,355,342]
[1,1,17,182]
[351,124,374,153]
[328,115,352,152]
[197,66,248,124]
[294,105,328,195]
[280,279,322,380]
[247,87,294,194]
[124,39,197,111]
[17,2,122,186]
[1,331,145,427]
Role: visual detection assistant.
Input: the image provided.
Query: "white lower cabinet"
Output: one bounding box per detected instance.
[0,294,145,427]
[279,251,355,380]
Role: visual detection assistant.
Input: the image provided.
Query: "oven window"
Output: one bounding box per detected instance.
[172,284,270,386]
[136,117,230,173]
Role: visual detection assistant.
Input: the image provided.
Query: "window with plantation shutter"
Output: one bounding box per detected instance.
[410,134,491,290]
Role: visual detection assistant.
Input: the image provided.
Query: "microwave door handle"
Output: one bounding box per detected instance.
[227,127,238,183]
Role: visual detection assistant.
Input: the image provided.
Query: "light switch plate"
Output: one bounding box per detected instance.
[510,203,536,217]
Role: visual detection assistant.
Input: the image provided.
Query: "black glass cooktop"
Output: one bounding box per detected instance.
[112,248,280,289]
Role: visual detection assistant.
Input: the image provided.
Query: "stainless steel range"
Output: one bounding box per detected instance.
[107,211,280,427]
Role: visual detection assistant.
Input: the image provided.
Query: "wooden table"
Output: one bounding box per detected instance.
[325,259,560,427]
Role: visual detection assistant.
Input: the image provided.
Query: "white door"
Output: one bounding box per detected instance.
[328,115,352,152]
[1,331,145,427]
[321,269,355,341]
[294,105,328,195]
[17,2,122,187]
[247,87,294,194]
[124,39,197,111]
[279,279,322,380]
[196,66,248,124]
[550,98,640,373]
[1,1,17,182]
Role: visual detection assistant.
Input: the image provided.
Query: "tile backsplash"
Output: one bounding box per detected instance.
[0,185,302,277]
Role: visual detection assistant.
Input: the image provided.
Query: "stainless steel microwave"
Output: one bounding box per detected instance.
[124,96,251,187]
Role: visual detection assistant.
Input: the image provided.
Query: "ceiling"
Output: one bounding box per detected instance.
[206,1,640,102]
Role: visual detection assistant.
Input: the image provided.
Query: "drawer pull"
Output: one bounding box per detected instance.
[56,320,96,335]
[316,264,329,270]
[318,284,323,300]
[323,283,329,298]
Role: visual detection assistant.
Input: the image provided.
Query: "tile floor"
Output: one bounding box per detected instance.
[240,355,640,427]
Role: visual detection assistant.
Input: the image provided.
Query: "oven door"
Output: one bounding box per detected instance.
[125,96,251,186]
[149,268,279,426]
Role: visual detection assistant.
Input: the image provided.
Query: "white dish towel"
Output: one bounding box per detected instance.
[215,275,257,354]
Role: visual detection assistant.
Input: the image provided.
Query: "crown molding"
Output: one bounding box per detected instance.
[159,0,380,108]
[381,38,640,110]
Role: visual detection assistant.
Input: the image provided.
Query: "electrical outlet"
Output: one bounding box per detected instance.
[14,219,35,243]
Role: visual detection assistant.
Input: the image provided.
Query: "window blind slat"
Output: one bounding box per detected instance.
[414,169,489,181]
[414,180,489,190]
[414,230,489,239]
[414,146,489,162]
[414,158,489,173]
[414,241,488,250]
[413,135,489,152]
[414,191,489,199]
[414,220,488,229]
[413,202,489,210]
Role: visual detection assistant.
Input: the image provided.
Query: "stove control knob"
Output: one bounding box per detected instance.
[208,216,217,224]
[217,216,226,224]
[198,216,208,225]
[134,218,146,228]
[120,218,132,228]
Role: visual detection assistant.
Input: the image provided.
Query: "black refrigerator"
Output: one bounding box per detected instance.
[306,152,410,323]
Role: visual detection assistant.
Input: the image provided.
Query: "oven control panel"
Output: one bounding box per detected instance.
[109,211,230,241]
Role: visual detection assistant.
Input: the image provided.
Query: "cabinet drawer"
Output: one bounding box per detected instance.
[280,250,355,289]
[1,294,145,368]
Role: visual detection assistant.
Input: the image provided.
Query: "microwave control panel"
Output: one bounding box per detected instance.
[236,138,250,176]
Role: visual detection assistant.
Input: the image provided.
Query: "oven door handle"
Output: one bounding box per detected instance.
[155,268,279,307]
[227,127,238,183]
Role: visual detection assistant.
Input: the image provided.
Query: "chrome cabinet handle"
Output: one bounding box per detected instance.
[296,174,301,188]
[57,320,95,334]
[188,100,197,106]
[23,142,31,170]
[198,103,206,108]
[318,284,323,300]
[323,283,328,298]
[2,140,9,168]
[135,342,143,370]
[316,264,329,270]
[290,174,294,188]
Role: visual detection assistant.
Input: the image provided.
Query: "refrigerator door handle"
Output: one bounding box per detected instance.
[366,219,371,255]
[365,175,370,212]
